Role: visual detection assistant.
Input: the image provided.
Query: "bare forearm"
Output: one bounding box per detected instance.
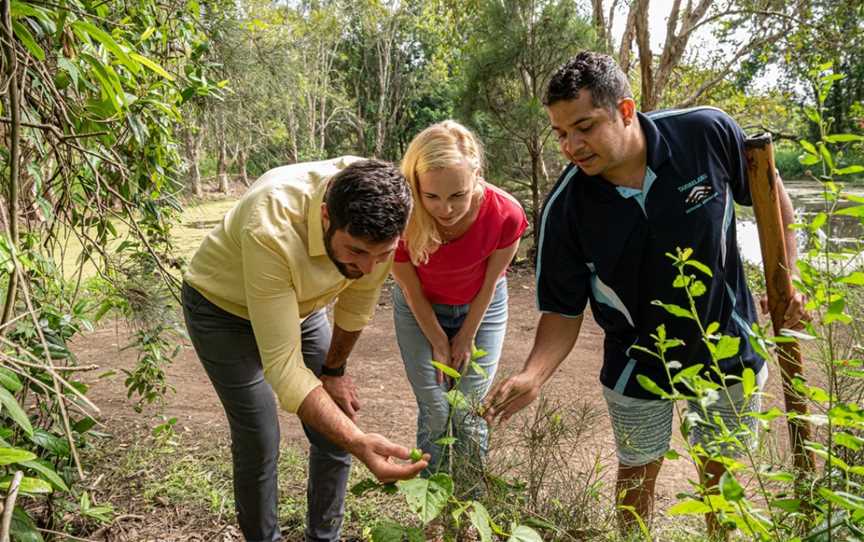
[324,325,361,370]
[297,386,363,453]
[524,312,583,384]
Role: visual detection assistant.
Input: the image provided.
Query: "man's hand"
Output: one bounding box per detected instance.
[321,375,361,421]
[352,433,430,483]
[482,370,542,425]
[759,288,810,330]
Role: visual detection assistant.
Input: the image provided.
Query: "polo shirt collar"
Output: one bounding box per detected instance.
[307,174,329,257]
[638,111,672,171]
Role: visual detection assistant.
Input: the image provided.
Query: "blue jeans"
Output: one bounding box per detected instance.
[392,278,508,474]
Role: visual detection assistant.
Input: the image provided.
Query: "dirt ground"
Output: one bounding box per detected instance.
[72,265,792,541]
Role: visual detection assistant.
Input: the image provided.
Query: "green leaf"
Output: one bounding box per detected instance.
[0,476,53,495]
[370,522,424,542]
[836,205,864,218]
[713,336,740,361]
[434,436,457,446]
[636,375,671,399]
[834,431,864,452]
[0,447,36,466]
[684,259,713,277]
[719,472,744,502]
[506,525,543,542]
[72,21,139,74]
[446,389,469,409]
[799,139,818,155]
[818,488,864,512]
[431,361,460,380]
[667,499,713,515]
[799,153,821,166]
[468,502,493,542]
[72,416,97,434]
[470,362,488,379]
[397,473,453,524]
[350,478,381,497]
[0,367,23,393]
[11,20,45,61]
[841,272,864,285]
[29,429,70,457]
[741,368,756,399]
[21,459,69,491]
[651,301,694,320]
[752,407,785,422]
[10,507,43,542]
[824,134,864,143]
[769,498,801,512]
[0,387,33,437]
[129,52,174,81]
[688,280,707,297]
[835,165,864,176]
[672,364,703,384]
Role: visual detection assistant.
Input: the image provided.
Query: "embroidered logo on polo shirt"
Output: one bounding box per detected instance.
[677,173,717,213]
[686,185,712,205]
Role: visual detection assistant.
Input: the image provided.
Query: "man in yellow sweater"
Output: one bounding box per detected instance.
[182,157,426,542]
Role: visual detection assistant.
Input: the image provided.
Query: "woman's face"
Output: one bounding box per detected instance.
[417,163,476,227]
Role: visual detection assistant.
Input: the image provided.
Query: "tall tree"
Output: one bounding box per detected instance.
[461,0,596,246]
[592,0,803,111]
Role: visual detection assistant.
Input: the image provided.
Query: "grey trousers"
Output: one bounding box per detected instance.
[182,283,351,542]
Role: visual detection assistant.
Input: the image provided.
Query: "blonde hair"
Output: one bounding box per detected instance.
[400,120,485,265]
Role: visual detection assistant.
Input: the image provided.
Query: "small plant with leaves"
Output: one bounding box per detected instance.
[352,347,543,541]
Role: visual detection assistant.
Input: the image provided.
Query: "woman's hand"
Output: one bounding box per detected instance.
[431,341,451,386]
[449,330,474,376]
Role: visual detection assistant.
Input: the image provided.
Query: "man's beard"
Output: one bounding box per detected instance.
[324,226,364,279]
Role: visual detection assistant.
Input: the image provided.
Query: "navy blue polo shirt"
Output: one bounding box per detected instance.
[536,107,764,399]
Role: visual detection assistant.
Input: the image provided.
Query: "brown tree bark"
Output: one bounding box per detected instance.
[217,111,229,193]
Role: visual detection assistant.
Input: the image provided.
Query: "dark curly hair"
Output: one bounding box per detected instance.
[544,51,632,112]
[325,159,412,243]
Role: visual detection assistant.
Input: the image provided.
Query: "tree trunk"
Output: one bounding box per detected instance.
[217,113,229,193]
[185,129,203,198]
[633,0,656,111]
[529,142,542,250]
[238,148,249,187]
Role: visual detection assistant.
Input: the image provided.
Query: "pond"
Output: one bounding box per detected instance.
[736,179,864,266]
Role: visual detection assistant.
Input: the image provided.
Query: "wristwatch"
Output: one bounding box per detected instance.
[321,364,346,377]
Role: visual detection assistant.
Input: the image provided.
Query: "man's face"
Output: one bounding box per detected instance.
[547,90,633,178]
[324,225,398,279]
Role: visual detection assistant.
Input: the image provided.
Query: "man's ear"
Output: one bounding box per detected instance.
[617,97,637,125]
[321,203,330,229]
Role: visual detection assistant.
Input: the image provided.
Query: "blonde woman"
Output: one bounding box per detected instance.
[392,121,528,474]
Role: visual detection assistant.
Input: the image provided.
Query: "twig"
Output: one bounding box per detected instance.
[0,471,23,542]
[0,337,100,413]
[33,527,100,542]
[0,357,100,420]
[89,514,145,539]
[15,272,86,479]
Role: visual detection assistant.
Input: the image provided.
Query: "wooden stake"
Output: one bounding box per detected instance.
[744,134,815,474]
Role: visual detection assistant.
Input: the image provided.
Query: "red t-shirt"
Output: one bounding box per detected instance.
[395,184,529,305]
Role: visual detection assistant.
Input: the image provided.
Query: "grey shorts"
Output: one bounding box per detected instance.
[602,364,768,467]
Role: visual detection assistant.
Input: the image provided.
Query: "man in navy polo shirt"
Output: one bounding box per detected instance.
[483,51,806,536]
